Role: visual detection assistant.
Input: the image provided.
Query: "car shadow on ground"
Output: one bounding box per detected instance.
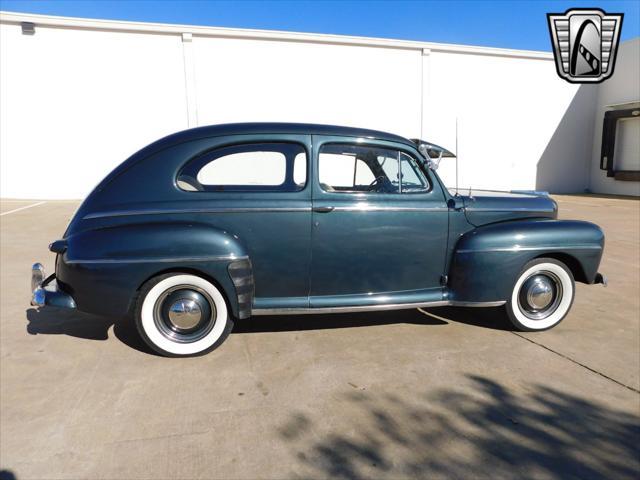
[277,374,640,479]
[233,305,512,334]
[421,306,513,331]
[25,307,157,355]
[25,304,512,353]
[0,470,16,480]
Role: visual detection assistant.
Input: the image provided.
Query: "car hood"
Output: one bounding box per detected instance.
[451,190,558,227]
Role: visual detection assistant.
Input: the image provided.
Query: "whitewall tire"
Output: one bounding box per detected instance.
[506,258,575,331]
[135,273,233,357]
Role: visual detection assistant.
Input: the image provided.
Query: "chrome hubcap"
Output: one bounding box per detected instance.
[154,286,216,343]
[518,271,562,320]
[525,275,554,310]
[168,299,203,330]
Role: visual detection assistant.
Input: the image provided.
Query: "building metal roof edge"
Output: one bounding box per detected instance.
[0,10,554,60]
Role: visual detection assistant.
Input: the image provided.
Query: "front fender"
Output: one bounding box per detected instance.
[447,219,605,303]
[56,222,252,318]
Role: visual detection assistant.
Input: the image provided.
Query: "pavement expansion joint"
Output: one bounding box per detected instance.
[510,332,640,394]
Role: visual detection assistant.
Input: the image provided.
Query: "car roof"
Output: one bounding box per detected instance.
[150,122,415,151]
[90,123,417,197]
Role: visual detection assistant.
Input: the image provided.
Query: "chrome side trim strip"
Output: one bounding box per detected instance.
[251,299,505,315]
[65,254,248,265]
[331,206,449,212]
[84,207,311,219]
[448,300,506,307]
[83,205,451,219]
[465,207,556,213]
[456,245,602,254]
[510,190,549,196]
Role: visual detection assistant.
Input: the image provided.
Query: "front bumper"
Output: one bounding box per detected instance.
[30,263,77,309]
[594,272,608,286]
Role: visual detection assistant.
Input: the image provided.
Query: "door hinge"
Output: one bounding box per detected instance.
[440,275,448,286]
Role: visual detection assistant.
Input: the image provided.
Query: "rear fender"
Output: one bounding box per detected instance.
[447,219,605,303]
[56,222,253,318]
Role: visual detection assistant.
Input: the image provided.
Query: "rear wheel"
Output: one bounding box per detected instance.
[135,273,233,357]
[506,258,575,331]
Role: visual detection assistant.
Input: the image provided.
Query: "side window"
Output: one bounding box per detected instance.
[178,143,307,192]
[293,152,307,186]
[400,152,429,192]
[318,143,429,193]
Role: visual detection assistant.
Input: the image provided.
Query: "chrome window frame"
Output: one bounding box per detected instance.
[317,142,432,195]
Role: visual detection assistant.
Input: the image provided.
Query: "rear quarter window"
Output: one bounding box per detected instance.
[178,142,307,192]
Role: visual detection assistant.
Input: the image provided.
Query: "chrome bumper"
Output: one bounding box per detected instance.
[594,272,608,287]
[30,263,77,309]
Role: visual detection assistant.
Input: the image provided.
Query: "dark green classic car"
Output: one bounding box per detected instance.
[31,123,606,357]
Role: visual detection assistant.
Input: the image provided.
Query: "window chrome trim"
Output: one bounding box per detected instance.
[178,141,309,193]
[251,299,505,315]
[317,141,433,194]
[65,254,248,265]
[456,245,602,254]
[83,207,311,220]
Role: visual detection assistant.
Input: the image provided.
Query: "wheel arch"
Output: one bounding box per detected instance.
[57,221,253,319]
[128,266,235,318]
[532,252,587,283]
[447,219,604,303]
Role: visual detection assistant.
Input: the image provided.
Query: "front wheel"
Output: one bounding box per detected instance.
[506,258,575,331]
[135,273,233,357]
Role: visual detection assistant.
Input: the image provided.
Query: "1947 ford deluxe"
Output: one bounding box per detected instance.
[31,123,606,356]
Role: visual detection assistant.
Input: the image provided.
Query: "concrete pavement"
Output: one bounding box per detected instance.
[1,195,638,479]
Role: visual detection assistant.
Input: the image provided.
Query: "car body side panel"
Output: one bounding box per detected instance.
[61,133,314,316]
[56,222,248,318]
[447,219,605,303]
[461,191,558,227]
[52,123,607,320]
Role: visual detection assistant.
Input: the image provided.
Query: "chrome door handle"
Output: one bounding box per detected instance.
[312,206,335,213]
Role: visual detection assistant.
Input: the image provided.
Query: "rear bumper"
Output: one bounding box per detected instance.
[30,263,77,309]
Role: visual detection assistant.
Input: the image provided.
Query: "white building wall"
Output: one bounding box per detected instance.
[193,37,422,137]
[0,12,637,199]
[424,50,597,193]
[0,20,189,199]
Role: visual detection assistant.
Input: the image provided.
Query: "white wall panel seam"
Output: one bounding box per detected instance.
[181,32,198,127]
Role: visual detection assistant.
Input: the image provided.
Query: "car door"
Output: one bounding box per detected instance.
[176,134,313,310]
[309,135,449,308]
